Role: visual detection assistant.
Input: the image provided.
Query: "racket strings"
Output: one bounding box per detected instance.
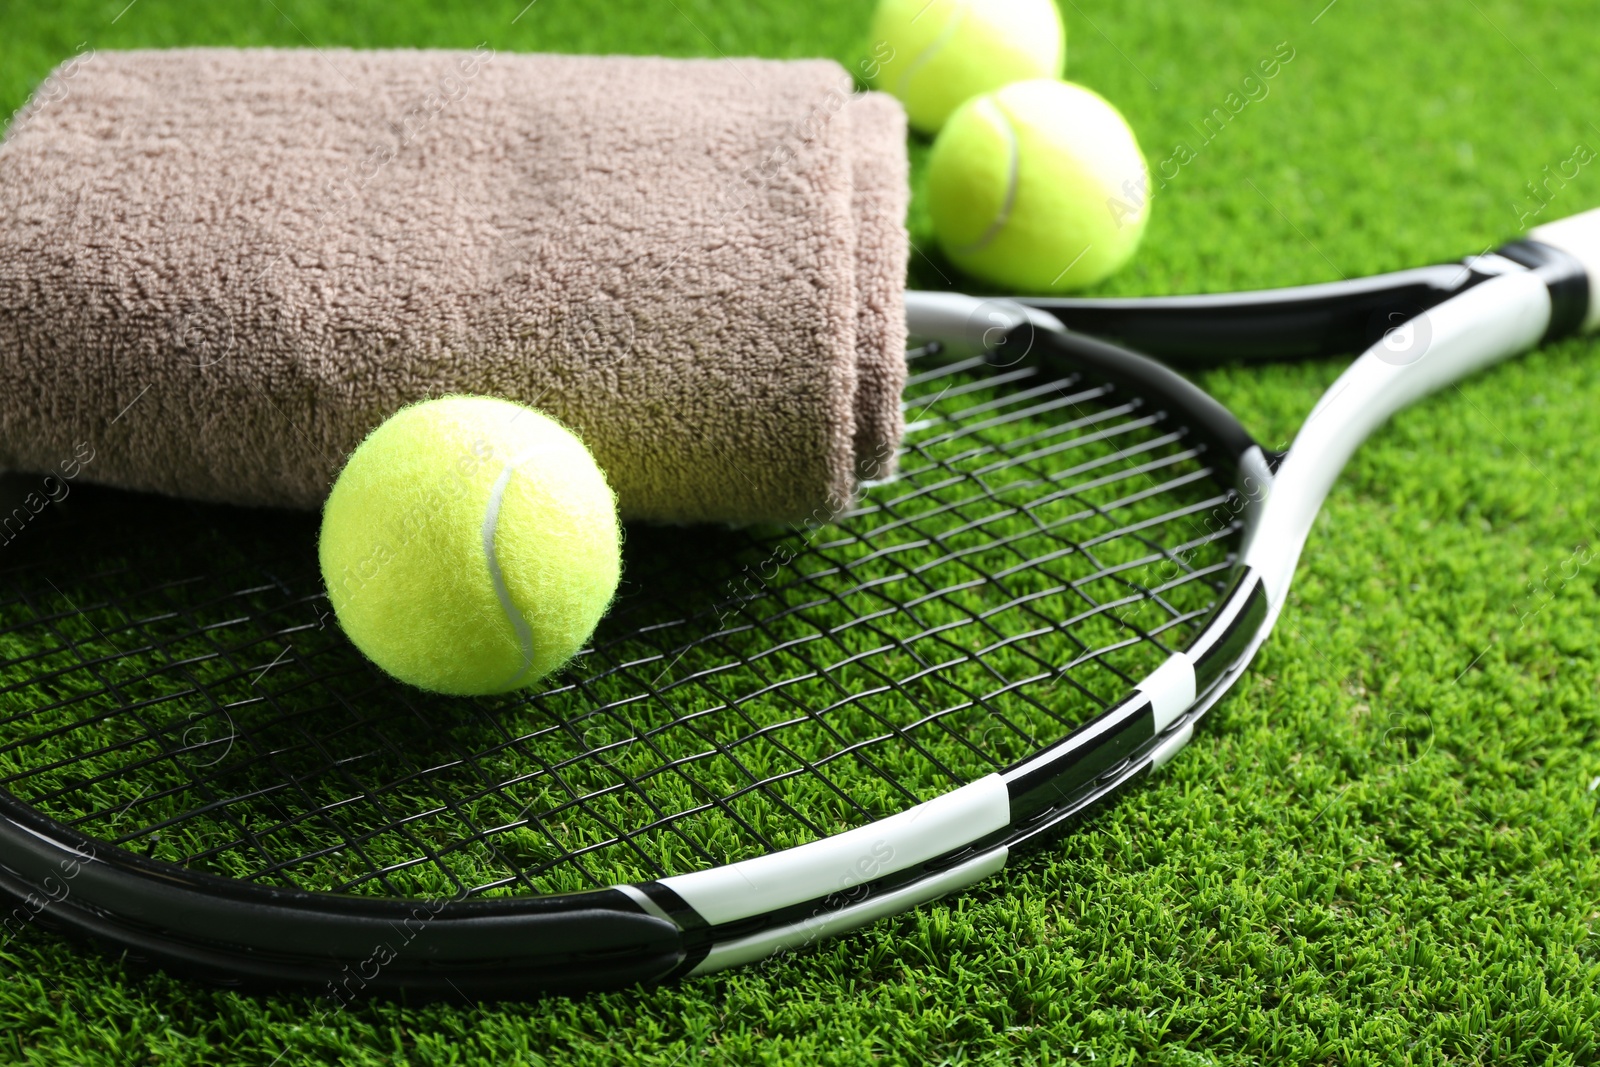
[889,380,1228,679]
[0,343,1242,898]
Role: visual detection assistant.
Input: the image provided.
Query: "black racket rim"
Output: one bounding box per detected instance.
[0,324,1268,997]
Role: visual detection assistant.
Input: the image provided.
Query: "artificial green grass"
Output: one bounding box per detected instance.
[1,0,1598,1063]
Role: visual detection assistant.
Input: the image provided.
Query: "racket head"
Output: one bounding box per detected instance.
[0,324,1272,995]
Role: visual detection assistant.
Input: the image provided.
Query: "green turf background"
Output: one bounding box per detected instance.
[2,0,1598,1063]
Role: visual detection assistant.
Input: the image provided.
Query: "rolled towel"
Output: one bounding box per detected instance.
[0,49,909,524]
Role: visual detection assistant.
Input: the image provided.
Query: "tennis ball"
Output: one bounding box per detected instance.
[319,396,621,697]
[927,79,1150,293]
[868,0,1065,135]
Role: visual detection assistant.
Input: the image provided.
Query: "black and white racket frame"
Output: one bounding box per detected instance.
[0,209,1595,997]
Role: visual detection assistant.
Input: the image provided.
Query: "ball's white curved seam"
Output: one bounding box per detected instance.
[481,460,538,689]
[894,0,970,101]
[946,96,1019,256]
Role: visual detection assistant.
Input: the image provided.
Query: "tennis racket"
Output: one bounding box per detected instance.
[0,208,1594,999]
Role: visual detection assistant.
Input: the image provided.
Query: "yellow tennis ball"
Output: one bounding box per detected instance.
[926,79,1150,293]
[868,0,1065,136]
[319,396,621,697]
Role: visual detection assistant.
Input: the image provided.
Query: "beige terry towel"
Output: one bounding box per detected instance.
[0,49,909,524]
